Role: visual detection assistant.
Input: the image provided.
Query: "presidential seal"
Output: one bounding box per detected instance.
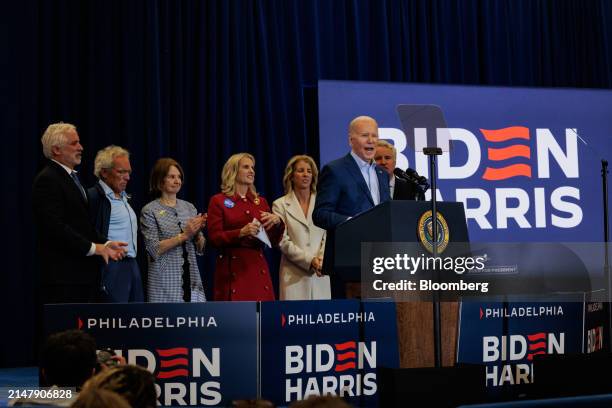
[417,210,450,254]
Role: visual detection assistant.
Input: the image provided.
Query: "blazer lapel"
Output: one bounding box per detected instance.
[284,192,309,227]
[50,161,88,207]
[343,154,374,206]
[376,166,391,202]
[307,193,317,222]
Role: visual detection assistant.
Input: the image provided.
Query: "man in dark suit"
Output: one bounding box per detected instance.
[375,139,420,200]
[32,122,127,304]
[313,116,391,230]
[313,116,391,297]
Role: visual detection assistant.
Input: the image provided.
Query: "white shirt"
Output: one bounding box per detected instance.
[350,151,380,205]
[389,175,396,198]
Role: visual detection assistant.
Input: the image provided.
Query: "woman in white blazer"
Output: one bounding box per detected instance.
[272,155,330,300]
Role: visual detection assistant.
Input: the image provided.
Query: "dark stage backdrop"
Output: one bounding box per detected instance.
[2,0,611,367]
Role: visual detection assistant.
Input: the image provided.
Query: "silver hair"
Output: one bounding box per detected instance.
[94,145,130,178]
[41,123,76,159]
[376,139,397,160]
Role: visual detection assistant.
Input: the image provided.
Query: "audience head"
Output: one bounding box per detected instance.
[40,329,97,388]
[81,364,156,408]
[282,155,318,195]
[348,116,379,162]
[149,157,185,198]
[94,145,132,194]
[41,122,83,169]
[231,399,275,408]
[289,395,352,408]
[72,387,132,408]
[374,139,397,176]
[221,152,257,197]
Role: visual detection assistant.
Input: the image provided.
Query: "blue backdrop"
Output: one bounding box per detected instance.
[318,80,612,242]
[2,0,612,367]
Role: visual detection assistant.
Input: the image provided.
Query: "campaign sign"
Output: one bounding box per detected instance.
[260,299,399,407]
[584,299,609,354]
[456,298,584,390]
[318,80,612,243]
[45,302,258,407]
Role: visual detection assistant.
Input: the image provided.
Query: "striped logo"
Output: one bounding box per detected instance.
[526,333,547,361]
[156,347,189,379]
[334,341,357,372]
[481,126,532,180]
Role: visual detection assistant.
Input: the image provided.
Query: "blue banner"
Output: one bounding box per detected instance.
[456,299,584,389]
[259,299,399,407]
[318,80,612,242]
[45,302,258,407]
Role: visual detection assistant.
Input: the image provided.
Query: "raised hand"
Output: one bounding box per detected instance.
[184,216,205,238]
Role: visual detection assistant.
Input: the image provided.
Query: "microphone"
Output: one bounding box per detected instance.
[393,167,411,181]
[405,168,428,185]
[393,168,430,195]
[394,168,427,184]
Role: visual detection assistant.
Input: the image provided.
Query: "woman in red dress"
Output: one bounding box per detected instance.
[208,153,284,301]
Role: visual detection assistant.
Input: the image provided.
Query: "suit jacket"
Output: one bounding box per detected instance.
[313,153,391,231]
[87,182,111,239]
[87,181,140,241]
[32,160,105,287]
[272,192,330,300]
[393,176,419,200]
[313,153,390,289]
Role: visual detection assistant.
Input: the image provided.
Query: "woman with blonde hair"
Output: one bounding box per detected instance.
[207,153,284,301]
[272,155,329,300]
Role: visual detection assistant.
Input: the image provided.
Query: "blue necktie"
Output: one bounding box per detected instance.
[71,171,87,201]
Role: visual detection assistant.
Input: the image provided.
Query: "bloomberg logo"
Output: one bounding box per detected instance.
[380,126,581,231]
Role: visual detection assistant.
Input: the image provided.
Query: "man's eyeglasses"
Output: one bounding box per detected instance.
[113,168,132,176]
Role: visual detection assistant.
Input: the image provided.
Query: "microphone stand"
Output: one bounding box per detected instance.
[423,146,443,367]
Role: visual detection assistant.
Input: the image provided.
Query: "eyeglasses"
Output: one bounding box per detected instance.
[113,168,132,176]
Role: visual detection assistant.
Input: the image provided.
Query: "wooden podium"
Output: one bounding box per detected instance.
[325,200,469,368]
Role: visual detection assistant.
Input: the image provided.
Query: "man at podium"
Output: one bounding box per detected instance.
[313,116,391,298]
[313,115,391,230]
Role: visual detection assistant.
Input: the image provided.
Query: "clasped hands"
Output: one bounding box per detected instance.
[239,211,281,238]
[95,241,128,264]
[183,213,208,240]
[310,256,324,276]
